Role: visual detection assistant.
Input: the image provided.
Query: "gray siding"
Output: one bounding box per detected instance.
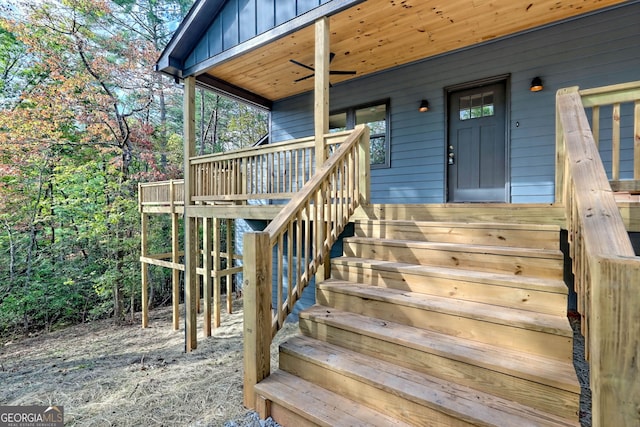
[271,4,640,204]
[185,0,328,69]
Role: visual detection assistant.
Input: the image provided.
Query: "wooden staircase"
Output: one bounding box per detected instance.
[254,219,581,426]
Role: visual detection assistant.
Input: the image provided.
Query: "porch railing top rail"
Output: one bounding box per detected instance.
[138,130,354,206]
[138,179,185,208]
[564,79,640,190]
[578,80,640,107]
[189,129,352,165]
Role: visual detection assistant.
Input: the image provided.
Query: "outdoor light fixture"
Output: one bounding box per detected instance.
[418,100,430,112]
[530,77,543,92]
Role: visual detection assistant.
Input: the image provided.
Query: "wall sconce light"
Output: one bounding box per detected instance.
[418,100,430,112]
[530,77,543,92]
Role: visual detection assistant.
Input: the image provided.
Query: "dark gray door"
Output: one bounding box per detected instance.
[447,82,507,202]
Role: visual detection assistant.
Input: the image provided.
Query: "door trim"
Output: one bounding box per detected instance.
[444,74,511,202]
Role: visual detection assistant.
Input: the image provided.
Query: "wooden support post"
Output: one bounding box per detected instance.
[171,209,180,331]
[314,16,330,283]
[183,75,197,352]
[141,212,149,328]
[226,218,233,314]
[243,232,271,409]
[196,217,201,314]
[202,217,212,337]
[213,217,221,328]
[314,16,329,170]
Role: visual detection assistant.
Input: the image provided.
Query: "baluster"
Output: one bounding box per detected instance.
[287,221,294,314]
[612,103,620,180]
[277,233,284,328]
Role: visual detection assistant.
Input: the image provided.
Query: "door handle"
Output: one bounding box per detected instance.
[448,145,455,165]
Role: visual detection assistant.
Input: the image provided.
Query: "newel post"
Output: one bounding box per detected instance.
[555,86,579,205]
[243,231,272,409]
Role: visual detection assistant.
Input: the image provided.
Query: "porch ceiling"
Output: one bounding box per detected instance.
[198,0,627,103]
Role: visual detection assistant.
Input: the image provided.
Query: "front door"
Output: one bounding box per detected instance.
[447,81,507,202]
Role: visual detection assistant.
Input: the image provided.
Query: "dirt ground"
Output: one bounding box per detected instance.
[1,300,591,427]
[0,299,296,426]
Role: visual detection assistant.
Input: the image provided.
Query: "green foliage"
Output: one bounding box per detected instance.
[0,0,268,340]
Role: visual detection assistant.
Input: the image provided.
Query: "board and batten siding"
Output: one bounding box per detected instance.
[271,3,640,204]
[185,0,331,69]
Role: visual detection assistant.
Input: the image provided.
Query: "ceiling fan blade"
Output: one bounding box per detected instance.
[329,52,336,63]
[289,59,315,72]
[294,74,315,82]
[329,70,357,75]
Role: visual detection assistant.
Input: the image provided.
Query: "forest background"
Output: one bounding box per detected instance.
[0,0,268,340]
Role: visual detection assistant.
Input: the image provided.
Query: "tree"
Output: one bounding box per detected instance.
[0,0,269,337]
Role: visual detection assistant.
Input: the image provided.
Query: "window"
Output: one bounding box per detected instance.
[329,100,390,168]
[459,91,494,121]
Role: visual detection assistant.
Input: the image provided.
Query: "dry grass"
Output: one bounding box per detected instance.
[0,299,298,426]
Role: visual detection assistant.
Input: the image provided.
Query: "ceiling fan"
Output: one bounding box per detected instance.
[290,52,356,83]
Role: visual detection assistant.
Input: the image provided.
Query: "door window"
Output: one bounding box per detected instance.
[459,91,494,121]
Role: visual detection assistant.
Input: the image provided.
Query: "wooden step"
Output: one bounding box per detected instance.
[317,279,573,361]
[354,220,560,249]
[343,237,564,279]
[331,256,569,315]
[299,305,580,420]
[278,336,580,427]
[253,370,410,427]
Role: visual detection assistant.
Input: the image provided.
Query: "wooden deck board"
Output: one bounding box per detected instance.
[343,237,564,279]
[299,306,580,419]
[279,336,580,427]
[255,371,410,427]
[355,219,561,250]
[332,256,568,315]
[317,279,573,360]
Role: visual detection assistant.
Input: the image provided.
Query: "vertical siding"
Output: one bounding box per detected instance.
[208,19,223,56]
[275,2,297,25]
[186,0,325,68]
[221,0,239,50]
[238,0,257,43]
[256,0,275,34]
[271,4,640,204]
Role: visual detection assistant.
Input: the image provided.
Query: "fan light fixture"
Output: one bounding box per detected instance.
[530,77,543,92]
[290,52,356,83]
[419,100,430,112]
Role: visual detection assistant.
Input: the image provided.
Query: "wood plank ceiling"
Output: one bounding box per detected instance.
[203,0,628,102]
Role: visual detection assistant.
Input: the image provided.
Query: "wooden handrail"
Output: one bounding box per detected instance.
[189,130,350,164]
[137,131,354,207]
[556,86,640,427]
[242,125,370,409]
[139,179,185,207]
[188,131,353,202]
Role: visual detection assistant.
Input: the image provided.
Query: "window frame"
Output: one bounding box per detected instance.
[329,99,391,169]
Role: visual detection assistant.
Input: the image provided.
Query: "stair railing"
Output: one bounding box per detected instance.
[242,124,370,409]
[556,85,640,427]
